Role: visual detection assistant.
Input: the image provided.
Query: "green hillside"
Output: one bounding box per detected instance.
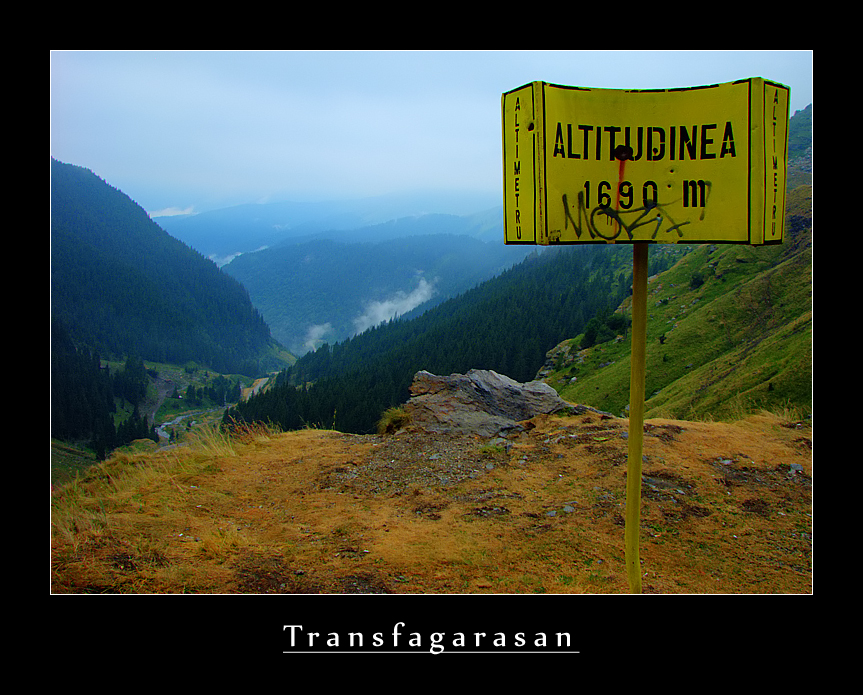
[543,184,812,421]
[786,104,812,190]
[50,158,289,376]
[50,158,294,458]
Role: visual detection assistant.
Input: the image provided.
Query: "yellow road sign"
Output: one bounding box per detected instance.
[502,78,790,245]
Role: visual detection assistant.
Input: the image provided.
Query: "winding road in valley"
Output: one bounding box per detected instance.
[144,374,270,445]
[144,375,218,445]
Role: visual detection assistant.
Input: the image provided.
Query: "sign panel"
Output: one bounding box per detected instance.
[502,78,790,245]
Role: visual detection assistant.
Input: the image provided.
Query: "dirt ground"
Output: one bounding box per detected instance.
[51,408,812,595]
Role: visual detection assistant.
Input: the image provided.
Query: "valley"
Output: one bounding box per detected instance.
[219,217,533,354]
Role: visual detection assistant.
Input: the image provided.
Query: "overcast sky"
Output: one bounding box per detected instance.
[50,50,813,217]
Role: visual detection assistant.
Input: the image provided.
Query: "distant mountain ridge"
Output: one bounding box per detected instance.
[195,193,525,355]
[50,158,286,376]
[156,189,502,261]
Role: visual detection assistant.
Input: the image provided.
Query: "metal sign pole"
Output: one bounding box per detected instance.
[625,241,649,594]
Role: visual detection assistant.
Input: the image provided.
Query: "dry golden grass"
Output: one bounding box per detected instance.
[51,409,812,594]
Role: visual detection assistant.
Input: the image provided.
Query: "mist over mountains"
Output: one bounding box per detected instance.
[224,231,531,354]
[155,190,503,262]
[157,189,531,355]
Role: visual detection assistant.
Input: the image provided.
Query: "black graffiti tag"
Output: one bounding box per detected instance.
[559,184,704,242]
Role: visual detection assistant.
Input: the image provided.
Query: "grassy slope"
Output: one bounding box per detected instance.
[51,412,812,595]
[545,185,812,422]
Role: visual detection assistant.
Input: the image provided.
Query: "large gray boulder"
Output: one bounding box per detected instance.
[404,369,580,437]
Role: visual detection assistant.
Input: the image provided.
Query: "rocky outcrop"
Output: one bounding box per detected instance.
[404,369,584,438]
[535,339,581,380]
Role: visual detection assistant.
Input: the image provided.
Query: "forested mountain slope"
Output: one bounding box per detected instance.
[50,158,285,376]
[224,242,689,434]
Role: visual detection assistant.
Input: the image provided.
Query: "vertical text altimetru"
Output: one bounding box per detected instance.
[510,97,531,240]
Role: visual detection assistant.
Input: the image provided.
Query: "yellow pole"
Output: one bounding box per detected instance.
[625,241,649,594]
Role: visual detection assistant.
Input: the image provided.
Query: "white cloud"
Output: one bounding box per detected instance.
[150,205,196,218]
[353,277,436,335]
[303,322,333,352]
[208,252,243,268]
